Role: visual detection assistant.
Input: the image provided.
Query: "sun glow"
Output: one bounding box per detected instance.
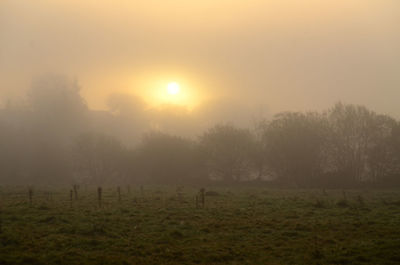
[167,82,180,95]
[128,71,209,111]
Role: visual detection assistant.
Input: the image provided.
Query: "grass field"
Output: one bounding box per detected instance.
[0,186,399,265]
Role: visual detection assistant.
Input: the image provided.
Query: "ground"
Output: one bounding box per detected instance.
[0,186,399,265]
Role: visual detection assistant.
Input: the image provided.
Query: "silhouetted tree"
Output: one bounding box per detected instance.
[325,103,397,185]
[385,122,400,185]
[365,114,399,182]
[133,131,202,184]
[200,124,256,182]
[28,74,89,143]
[260,112,328,186]
[0,122,22,183]
[73,133,126,185]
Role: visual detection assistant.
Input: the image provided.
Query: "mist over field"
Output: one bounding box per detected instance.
[1,74,400,188]
[1,1,400,265]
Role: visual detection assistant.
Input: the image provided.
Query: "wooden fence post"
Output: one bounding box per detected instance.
[98,187,102,208]
[73,185,79,200]
[200,188,205,208]
[117,186,121,203]
[28,188,33,206]
[70,190,73,207]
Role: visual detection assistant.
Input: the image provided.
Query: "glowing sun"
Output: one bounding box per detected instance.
[167,82,180,95]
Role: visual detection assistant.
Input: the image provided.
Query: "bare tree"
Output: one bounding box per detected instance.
[326,103,398,184]
[260,112,328,186]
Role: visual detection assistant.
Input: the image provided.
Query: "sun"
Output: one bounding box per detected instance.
[167,82,180,95]
[133,74,203,110]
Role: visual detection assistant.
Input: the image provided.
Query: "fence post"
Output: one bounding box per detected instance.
[28,188,33,206]
[117,186,121,203]
[73,185,79,200]
[98,187,102,208]
[70,190,73,207]
[200,188,205,208]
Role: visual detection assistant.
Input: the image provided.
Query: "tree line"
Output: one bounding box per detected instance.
[1,76,400,188]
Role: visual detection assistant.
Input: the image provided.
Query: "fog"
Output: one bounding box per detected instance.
[1,75,400,188]
[1,3,400,264]
[1,1,400,186]
[1,0,400,117]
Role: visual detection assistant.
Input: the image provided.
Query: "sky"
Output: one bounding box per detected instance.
[1,0,400,122]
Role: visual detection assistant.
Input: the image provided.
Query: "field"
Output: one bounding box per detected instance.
[0,186,400,265]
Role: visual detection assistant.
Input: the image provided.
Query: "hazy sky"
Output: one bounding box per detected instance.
[1,0,399,119]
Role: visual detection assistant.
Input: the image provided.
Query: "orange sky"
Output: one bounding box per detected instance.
[1,0,399,119]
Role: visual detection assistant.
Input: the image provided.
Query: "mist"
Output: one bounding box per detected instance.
[1,2,400,264]
[1,0,400,186]
[1,74,400,188]
[1,0,400,116]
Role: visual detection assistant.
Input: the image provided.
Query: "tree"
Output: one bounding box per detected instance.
[0,121,22,183]
[365,114,399,182]
[29,74,87,116]
[28,74,89,143]
[20,75,91,184]
[200,124,256,182]
[385,122,400,185]
[325,103,397,184]
[73,133,126,185]
[260,112,328,186]
[133,131,202,184]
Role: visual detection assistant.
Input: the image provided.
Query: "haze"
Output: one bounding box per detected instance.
[2,2,400,263]
[1,0,399,120]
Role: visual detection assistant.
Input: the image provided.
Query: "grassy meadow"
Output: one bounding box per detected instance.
[0,186,399,265]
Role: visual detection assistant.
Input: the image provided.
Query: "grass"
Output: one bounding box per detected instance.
[0,186,399,264]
